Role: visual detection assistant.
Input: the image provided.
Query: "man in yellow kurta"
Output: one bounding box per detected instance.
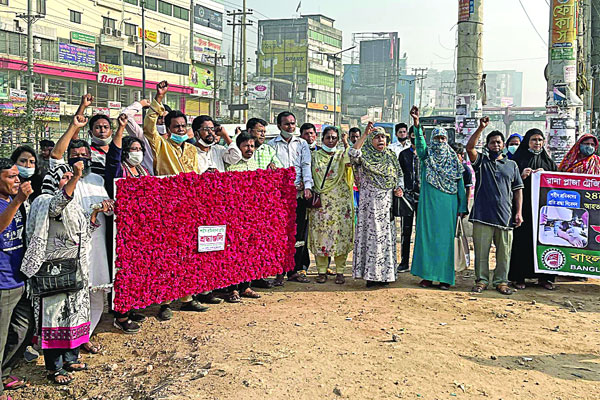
[142,80,207,320]
[143,80,198,176]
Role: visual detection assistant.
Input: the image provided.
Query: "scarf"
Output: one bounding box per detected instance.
[20,164,88,278]
[360,127,402,190]
[511,129,557,172]
[558,134,600,175]
[423,127,463,194]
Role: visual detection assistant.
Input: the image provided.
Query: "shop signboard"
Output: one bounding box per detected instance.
[71,31,96,47]
[59,43,96,67]
[97,62,124,86]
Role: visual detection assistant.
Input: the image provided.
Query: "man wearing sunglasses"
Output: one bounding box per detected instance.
[191,115,234,174]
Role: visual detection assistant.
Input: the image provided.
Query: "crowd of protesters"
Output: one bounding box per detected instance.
[0,80,599,395]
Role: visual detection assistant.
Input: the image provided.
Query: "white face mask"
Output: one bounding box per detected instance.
[127,151,143,166]
[280,130,292,139]
[156,125,166,135]
[91,134,112,146]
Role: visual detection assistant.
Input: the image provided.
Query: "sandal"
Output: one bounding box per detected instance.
[539,280,556,291]
[496,284,513,295]
[315,274,327,284]
[81,342,100,354]
[418,280,433,288]
[326,268,335,276]
[438,283,451,290]
[64,362,88,372]
[240,288,261,299]
[471,283,487,293]
[47,369,73,385]
[335,274,345,285]
[3,375,26,390]
[512,281,526,290]
[288,273,311,283]
[273,274,285,287]
[222,290,241,303]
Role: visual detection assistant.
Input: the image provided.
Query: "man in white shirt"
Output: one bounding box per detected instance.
[300,123,318,151]
[268,111,313,285]
[388,122,410,158]
[192,115,235,173]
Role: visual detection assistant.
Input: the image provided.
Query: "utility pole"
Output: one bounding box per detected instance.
[382,70,388,122]
[226,13,237,119]
[320,46,355,126]
[412,68,428,110]
[456,0,483,143]
[227,9,253,122]
[241,0,252,123]
[141,0,147,100]
[591,0,600,133]
[17,0,44,139]
[208,54,226,118]
[546,0,579,163]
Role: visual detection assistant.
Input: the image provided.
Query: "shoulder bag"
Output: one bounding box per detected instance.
[307,154,335,209]
[30,232,85,297]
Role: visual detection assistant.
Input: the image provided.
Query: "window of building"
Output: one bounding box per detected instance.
[97,84,110,104]
[36,0,46,14]
[144,0,156,11]
[103,17,116,30]
[98,46,120,65]
[159,32,170,46]
[124,22,137,37]
[173,5,189,21]
[0,0,8,6]
[123,0,137,5]
[308,70,334,88]
[158,0,171,16]
[123,51,189,76]
[69,10,81,24]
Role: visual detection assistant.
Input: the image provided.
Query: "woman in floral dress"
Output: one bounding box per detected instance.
[308,127,354,284]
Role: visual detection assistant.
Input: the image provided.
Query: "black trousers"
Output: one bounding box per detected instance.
[1,286,34,386]
[400,213,415,267]
[44,347,80,371]
[291,197,310,277]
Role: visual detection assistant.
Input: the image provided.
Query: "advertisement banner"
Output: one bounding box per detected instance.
[192,33,221,63]
[58,43,96,67]
[197,225,226,252]
[247,82,270,101]
[137,28,157,43]
[551,0,576,48]
[97,62,124,86]
[70,31,96,47]
[533,172,600,279]
[458,0,474,22]
[0,91,59,121]
[258,39,308,77]
[189,63,214,95]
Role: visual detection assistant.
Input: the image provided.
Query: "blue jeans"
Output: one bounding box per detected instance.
[43,347,80,371]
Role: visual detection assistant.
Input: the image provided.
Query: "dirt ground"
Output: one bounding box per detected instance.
[7,236,600,400]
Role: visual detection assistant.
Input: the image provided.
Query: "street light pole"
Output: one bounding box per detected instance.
[320,46,355,127]
[141,0,147,101]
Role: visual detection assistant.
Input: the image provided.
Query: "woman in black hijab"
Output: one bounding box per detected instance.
[508,128,557,290]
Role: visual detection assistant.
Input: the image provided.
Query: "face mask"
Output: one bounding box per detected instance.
[488,150,501,160]
[68,157,91,176]
[280,130,292,139]
[507,145,518,154]
[580,144,596,157]
[17,165,34,178]
[187,137,197,145]
[91,134,112,146]
[156,125,166,135]
[197,137,215,148]
[528,148,543,155]
[321,143,336,153]
[127,151,143,166]
[398,137,408,142]
[170,132,188,144]
[410,137,416,145]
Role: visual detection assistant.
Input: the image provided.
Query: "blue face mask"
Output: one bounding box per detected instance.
[507,145,518,154]
[17,165,34,178]
[170,132,188,144]
[580,144,596,157]
[321,143,336,153]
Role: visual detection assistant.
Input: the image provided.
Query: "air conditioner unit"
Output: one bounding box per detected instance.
[102,27,113,35]
[113,29,122,38]
[129,36,140,44]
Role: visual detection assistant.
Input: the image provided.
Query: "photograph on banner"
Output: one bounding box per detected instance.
[532,172,600,279]
[189,63,214,91]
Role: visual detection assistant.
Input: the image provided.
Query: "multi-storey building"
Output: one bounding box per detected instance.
[0,0,224,145]
[257,14,342,127]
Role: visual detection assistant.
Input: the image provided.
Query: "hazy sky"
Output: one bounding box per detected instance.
[220,0,550,106]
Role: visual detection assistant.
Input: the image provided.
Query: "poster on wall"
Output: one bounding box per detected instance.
[533,172,600,279]
[189,64,214,97]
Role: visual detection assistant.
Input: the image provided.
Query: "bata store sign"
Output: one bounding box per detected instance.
[98,62,124,86]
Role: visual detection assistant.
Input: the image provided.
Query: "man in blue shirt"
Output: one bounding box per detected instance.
[0,158,33,398]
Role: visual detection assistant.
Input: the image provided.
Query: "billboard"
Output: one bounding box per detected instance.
[193,4,223,32]
[58,43,96,67]
[258,39,307,77]
[189,63,214,97]
[192,33,221,63]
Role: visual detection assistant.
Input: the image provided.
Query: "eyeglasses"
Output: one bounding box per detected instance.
[200,127,215,132]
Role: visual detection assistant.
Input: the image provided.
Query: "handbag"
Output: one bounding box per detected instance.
[454,217,470,272]
[30,233,85,297]
[306,154,335,209]
[392,191,418,218]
